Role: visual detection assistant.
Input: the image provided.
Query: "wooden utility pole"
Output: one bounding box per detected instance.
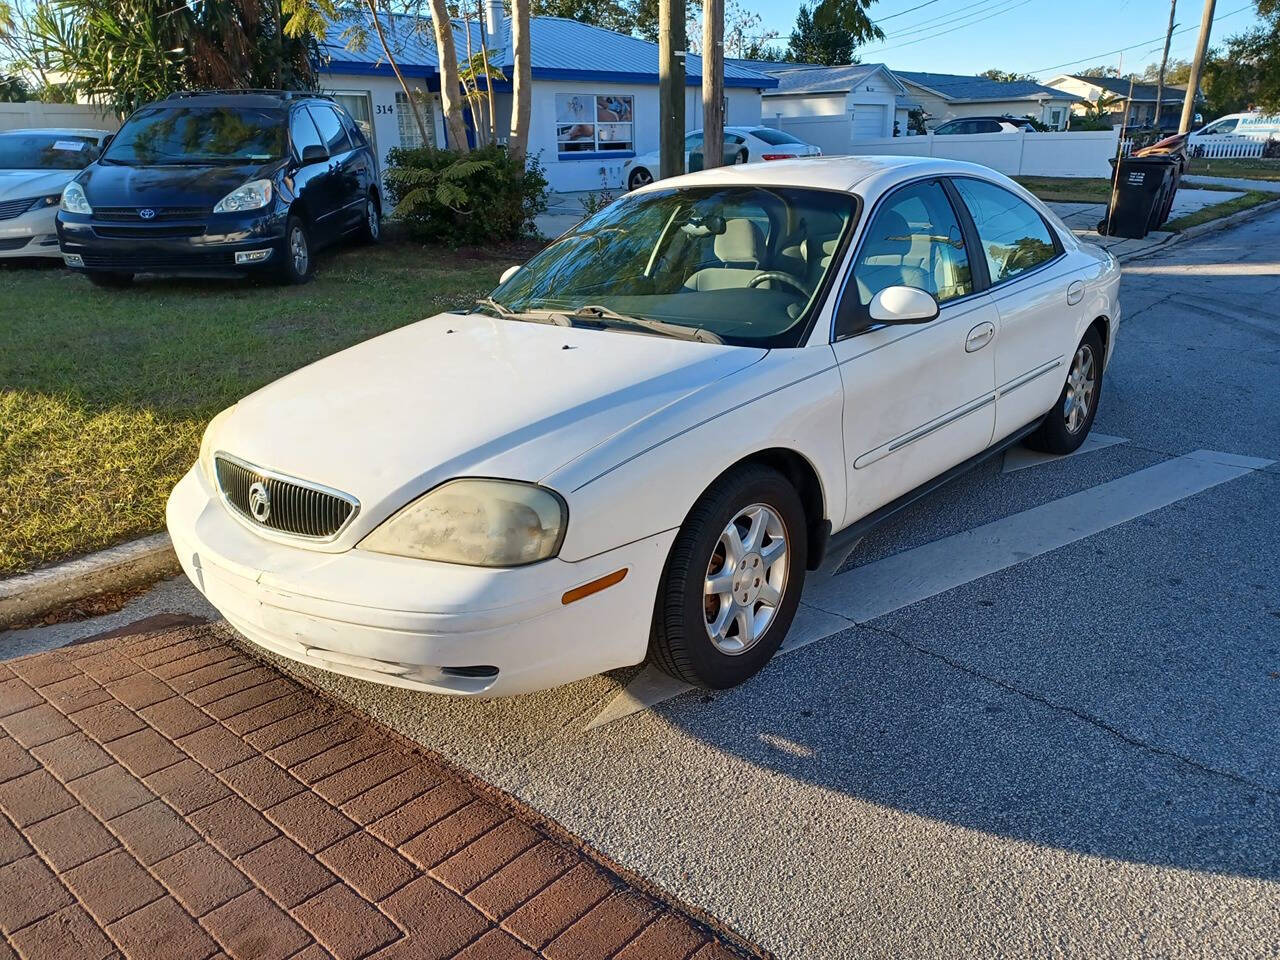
[1179,0,1215,133]
[701,0,724,169]
[659,0,686,180]
[1154,0,1177,129]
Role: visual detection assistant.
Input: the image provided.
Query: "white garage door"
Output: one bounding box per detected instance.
[850,104,886,140]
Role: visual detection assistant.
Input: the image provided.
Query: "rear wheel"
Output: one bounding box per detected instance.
[650,465,807,689]
[1026,327,1104,454]
[86,271,133,288]
[278,215,314,284]
[359,193,381,244]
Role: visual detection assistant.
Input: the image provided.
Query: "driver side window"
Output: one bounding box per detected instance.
[851,180,973,313]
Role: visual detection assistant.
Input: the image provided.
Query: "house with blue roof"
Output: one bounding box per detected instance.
[317,3,777,192]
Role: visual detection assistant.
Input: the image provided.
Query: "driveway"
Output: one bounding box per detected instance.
[7,211,1280,958]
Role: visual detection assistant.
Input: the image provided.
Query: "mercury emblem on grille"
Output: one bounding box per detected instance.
[248,481,271,523]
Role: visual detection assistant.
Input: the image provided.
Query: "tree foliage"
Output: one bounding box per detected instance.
[1076,64,1121,78]
[787,0,881,66]
[1203,0,1280,115]
[29,0,315,115]
[980,69,1038,84]
[532,0,635,33]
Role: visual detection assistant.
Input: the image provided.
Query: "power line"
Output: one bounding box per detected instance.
[1023,2,1252,75]
[877,0,1025,40]
[875,0,951,23]
[862,0,1035,52]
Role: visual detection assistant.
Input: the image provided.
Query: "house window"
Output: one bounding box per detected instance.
[555,93,634,157]
[396,91,435,149]
[1050,108,1063,129]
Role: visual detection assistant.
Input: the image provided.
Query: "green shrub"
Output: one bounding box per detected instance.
[384,144,548,245]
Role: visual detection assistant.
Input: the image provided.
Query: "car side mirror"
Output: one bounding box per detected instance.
[300,144,329,165]
[868,286,940,325]
[499,264,521,284]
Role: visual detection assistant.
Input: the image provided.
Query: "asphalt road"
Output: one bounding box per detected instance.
[14,211,1280,957]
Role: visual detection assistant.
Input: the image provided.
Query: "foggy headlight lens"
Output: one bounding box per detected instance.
[60,181,92,214]
[360,479,567,567]
[213,179,273,213]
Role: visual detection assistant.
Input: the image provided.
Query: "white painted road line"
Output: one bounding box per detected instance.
[586,449,1275,730]
[1001,432,1128,473]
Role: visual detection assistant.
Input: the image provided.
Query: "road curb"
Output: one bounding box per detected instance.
[0,533,178,629]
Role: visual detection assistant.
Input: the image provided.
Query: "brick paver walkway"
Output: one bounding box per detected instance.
[0,625,756,960]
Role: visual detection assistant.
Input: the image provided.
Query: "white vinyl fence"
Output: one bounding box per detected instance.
[0,102,120,132]
[1188,135,1267,159]
[762,115,1120,178]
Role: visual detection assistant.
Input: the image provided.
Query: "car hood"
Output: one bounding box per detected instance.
[212,312,764,533]
[0,168,78,201]
[76,159,279,208]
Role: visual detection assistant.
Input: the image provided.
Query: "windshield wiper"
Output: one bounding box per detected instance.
[473,298,574,327]
[563,304,723,344]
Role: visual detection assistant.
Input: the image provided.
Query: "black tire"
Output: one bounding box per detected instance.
[359,193,381,244]
[1026,326,1105,455]
[628,167,653,191]
[278,214,314,284]
[86,271,133,288]
[650,465,808,689]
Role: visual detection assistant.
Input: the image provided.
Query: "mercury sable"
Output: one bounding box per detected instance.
[167,156,1120,696]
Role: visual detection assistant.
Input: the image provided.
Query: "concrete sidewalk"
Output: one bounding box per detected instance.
[0,624,756,960]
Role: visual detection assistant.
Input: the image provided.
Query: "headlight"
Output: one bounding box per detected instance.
[360,479,567,567]
[27,194,61,213]
[60,182,92,215]
[213,179,273,213]
[199,407,236,487]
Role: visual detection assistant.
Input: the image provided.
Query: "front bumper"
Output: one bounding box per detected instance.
[0,206,61,258]
[56,208,288,275]
[166,466,675,697]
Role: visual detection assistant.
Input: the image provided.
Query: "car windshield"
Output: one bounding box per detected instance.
[751,128,805,146]
[0,132,100,170]
[101,105,286,166]
[488,185,857,347]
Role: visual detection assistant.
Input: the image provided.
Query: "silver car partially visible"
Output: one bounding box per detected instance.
[0,128,110,259]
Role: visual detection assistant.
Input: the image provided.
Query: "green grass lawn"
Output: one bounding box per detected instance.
[1161,189,1278,232]
[0,239,527,577]
[1014,177,1116,204]
[1186,157,1280,181]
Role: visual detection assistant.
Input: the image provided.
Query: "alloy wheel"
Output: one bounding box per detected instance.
[290,226,309,276]
[367,199,380,239]
[703,504,789,655]
[1064,343,1096,434]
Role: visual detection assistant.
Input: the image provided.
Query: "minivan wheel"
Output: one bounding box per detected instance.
[360,194,381,244]
[1026,326,1104,455]
[279,216,314,284]
[86,271,133,288]
[628,167,653,191]
[650,465,807,689]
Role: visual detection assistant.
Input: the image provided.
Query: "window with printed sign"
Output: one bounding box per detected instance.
[555,94,634,157]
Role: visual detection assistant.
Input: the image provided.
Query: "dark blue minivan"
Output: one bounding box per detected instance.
[57,90,380,286]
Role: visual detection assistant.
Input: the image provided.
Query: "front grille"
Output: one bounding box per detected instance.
[214,455,358,540]
[93,224,205,239]
[81,251,233,271]
[0,197,37,221]
[94,206,210,222]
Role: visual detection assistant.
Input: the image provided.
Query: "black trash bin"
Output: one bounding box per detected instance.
[1098,155,1181,239]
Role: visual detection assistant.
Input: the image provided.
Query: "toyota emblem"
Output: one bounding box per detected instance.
[138,208,157,220]
[248,482,272,523]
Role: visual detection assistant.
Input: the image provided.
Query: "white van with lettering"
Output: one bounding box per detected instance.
[1189,112,1280,145]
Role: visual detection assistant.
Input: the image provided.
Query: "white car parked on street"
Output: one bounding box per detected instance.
[168,156,1121,697]
[623,126,821,191]
[0,128,110,259]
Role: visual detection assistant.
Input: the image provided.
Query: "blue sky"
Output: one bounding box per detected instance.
[747,0,1265,81]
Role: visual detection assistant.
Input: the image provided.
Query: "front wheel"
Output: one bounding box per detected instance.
[650,465,807,689]
[1026,327,1104,454]
[628,167,653,191]
[278,215,314,284]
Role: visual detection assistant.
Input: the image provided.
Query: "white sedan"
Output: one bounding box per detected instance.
[168,156,1120,697]
[0,128,110,259]
[623,125,821,191]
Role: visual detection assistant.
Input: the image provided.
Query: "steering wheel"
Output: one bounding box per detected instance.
[748,271,811,297]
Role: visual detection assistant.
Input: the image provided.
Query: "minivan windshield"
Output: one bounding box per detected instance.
[486,185,857,347]
[0,132,100,170]
[101,105,287,166]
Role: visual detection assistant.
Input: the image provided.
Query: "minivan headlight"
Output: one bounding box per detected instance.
[60,181,92,215]
[213,179,273,213]
[360,479,567,567]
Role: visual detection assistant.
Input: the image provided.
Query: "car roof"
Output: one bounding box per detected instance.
[640,154,1025,196]
[940,115,1028,123]
[1,127,112,137]
[151,90,331,110]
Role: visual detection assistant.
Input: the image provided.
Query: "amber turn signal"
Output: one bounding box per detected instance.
[561,568,628,605]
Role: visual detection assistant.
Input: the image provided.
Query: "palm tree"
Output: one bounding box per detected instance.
[508,0,531,163]
[424,0,469,151]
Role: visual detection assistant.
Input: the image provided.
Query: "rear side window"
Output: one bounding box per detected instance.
[308,105,352,154]
[336,107,367,146]
[952,178,1058,284]
[290,109,323,157]
[752,127,804,145]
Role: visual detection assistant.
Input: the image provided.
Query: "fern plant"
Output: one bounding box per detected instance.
[385,156,496,216]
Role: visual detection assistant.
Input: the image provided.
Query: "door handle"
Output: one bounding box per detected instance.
[1067,280,1085,305]
[965,321,995,352]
